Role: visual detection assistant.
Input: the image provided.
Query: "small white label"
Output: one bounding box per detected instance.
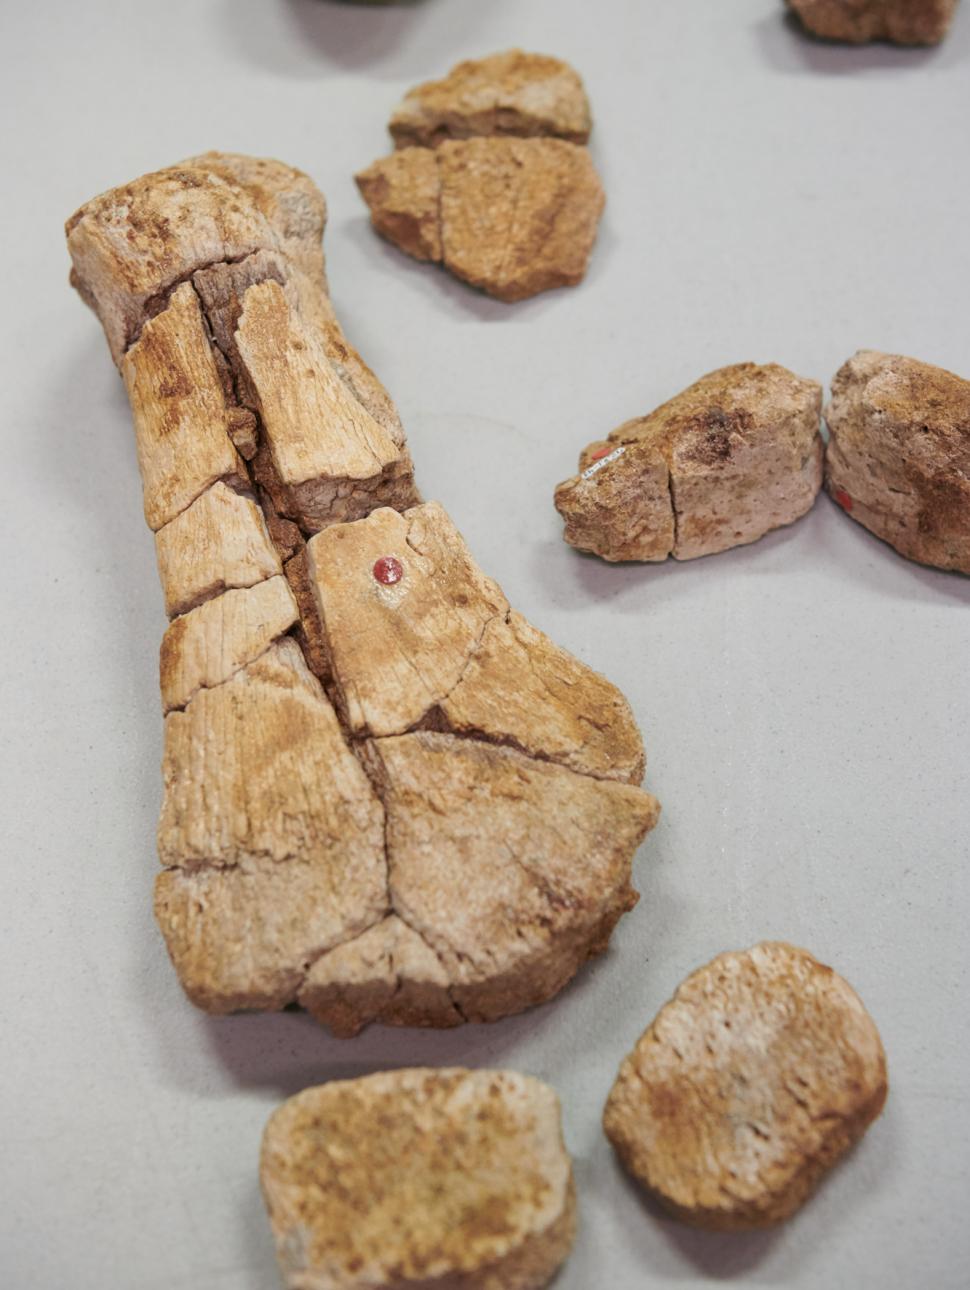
[581,445,626,480]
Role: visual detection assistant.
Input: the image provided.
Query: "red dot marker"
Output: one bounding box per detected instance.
[589,445,612,462]
[373,555,404,586]
[833,488,854,513]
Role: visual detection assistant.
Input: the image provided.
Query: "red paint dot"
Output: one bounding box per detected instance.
[589,445,612,462]
[373,555,404,586]
[833,488,854,513]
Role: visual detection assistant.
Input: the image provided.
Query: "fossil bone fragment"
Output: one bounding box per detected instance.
[786,0,959,44]
[357,51,604,301]
[824,350,970,573]
[67,152,659,1031]
[555,363,824,562]
[603,942,888,1229]
[261,1069,576,1289]
[389,49,592,148]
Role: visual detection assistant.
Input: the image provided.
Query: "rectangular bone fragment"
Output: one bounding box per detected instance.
[194,249,411,454]
[235,280,416,529]
[122,282,247,531]
[555,363,822,563]
[159,575,298,713]
[388,49,593,148]
[157,638,385,873]
[154,480,281,618]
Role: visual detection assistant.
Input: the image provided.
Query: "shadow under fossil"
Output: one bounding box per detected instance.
[223,0,490,78]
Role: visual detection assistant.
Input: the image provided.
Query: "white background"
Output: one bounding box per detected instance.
[1,2,968,1287]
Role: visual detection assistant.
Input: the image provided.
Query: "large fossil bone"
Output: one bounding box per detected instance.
[67,152,660,1032]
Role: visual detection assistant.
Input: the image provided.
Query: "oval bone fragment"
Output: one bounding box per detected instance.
[786,0,959,45]
[68,152,658,1031]
[824,350,970,573]
[555,363,823,562]
[603,942,888,1230]
[260,1069,577,1290]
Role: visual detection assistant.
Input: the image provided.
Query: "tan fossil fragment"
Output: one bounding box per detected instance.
[555,363,824,562]
[389,49,592,148]
[358,138,604,303]
[603,942,888,1230]
[357,51,604,301]
[786,0,959,44]
[67,152,659,1030]
[260,1069,576,1290]
[159,574,298,714]
[154,480,281,618]
[235,279,416,527]
[824,350,970,573]
[155,639,387,1013]
[121,282,248,532]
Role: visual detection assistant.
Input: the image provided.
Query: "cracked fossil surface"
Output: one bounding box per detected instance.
[554,363,824,563]
[356,51,604,302]
[67,151,660,1033]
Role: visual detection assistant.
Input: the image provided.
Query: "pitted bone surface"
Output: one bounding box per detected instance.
[603,942,888,1229]
[260,1069,577,1289]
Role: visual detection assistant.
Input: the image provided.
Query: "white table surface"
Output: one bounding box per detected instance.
[2,1,968,1287]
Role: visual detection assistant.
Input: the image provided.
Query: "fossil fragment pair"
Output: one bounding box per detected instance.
[555,353,970,574]
[261,943,887,1288]
[356,50,605,301]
